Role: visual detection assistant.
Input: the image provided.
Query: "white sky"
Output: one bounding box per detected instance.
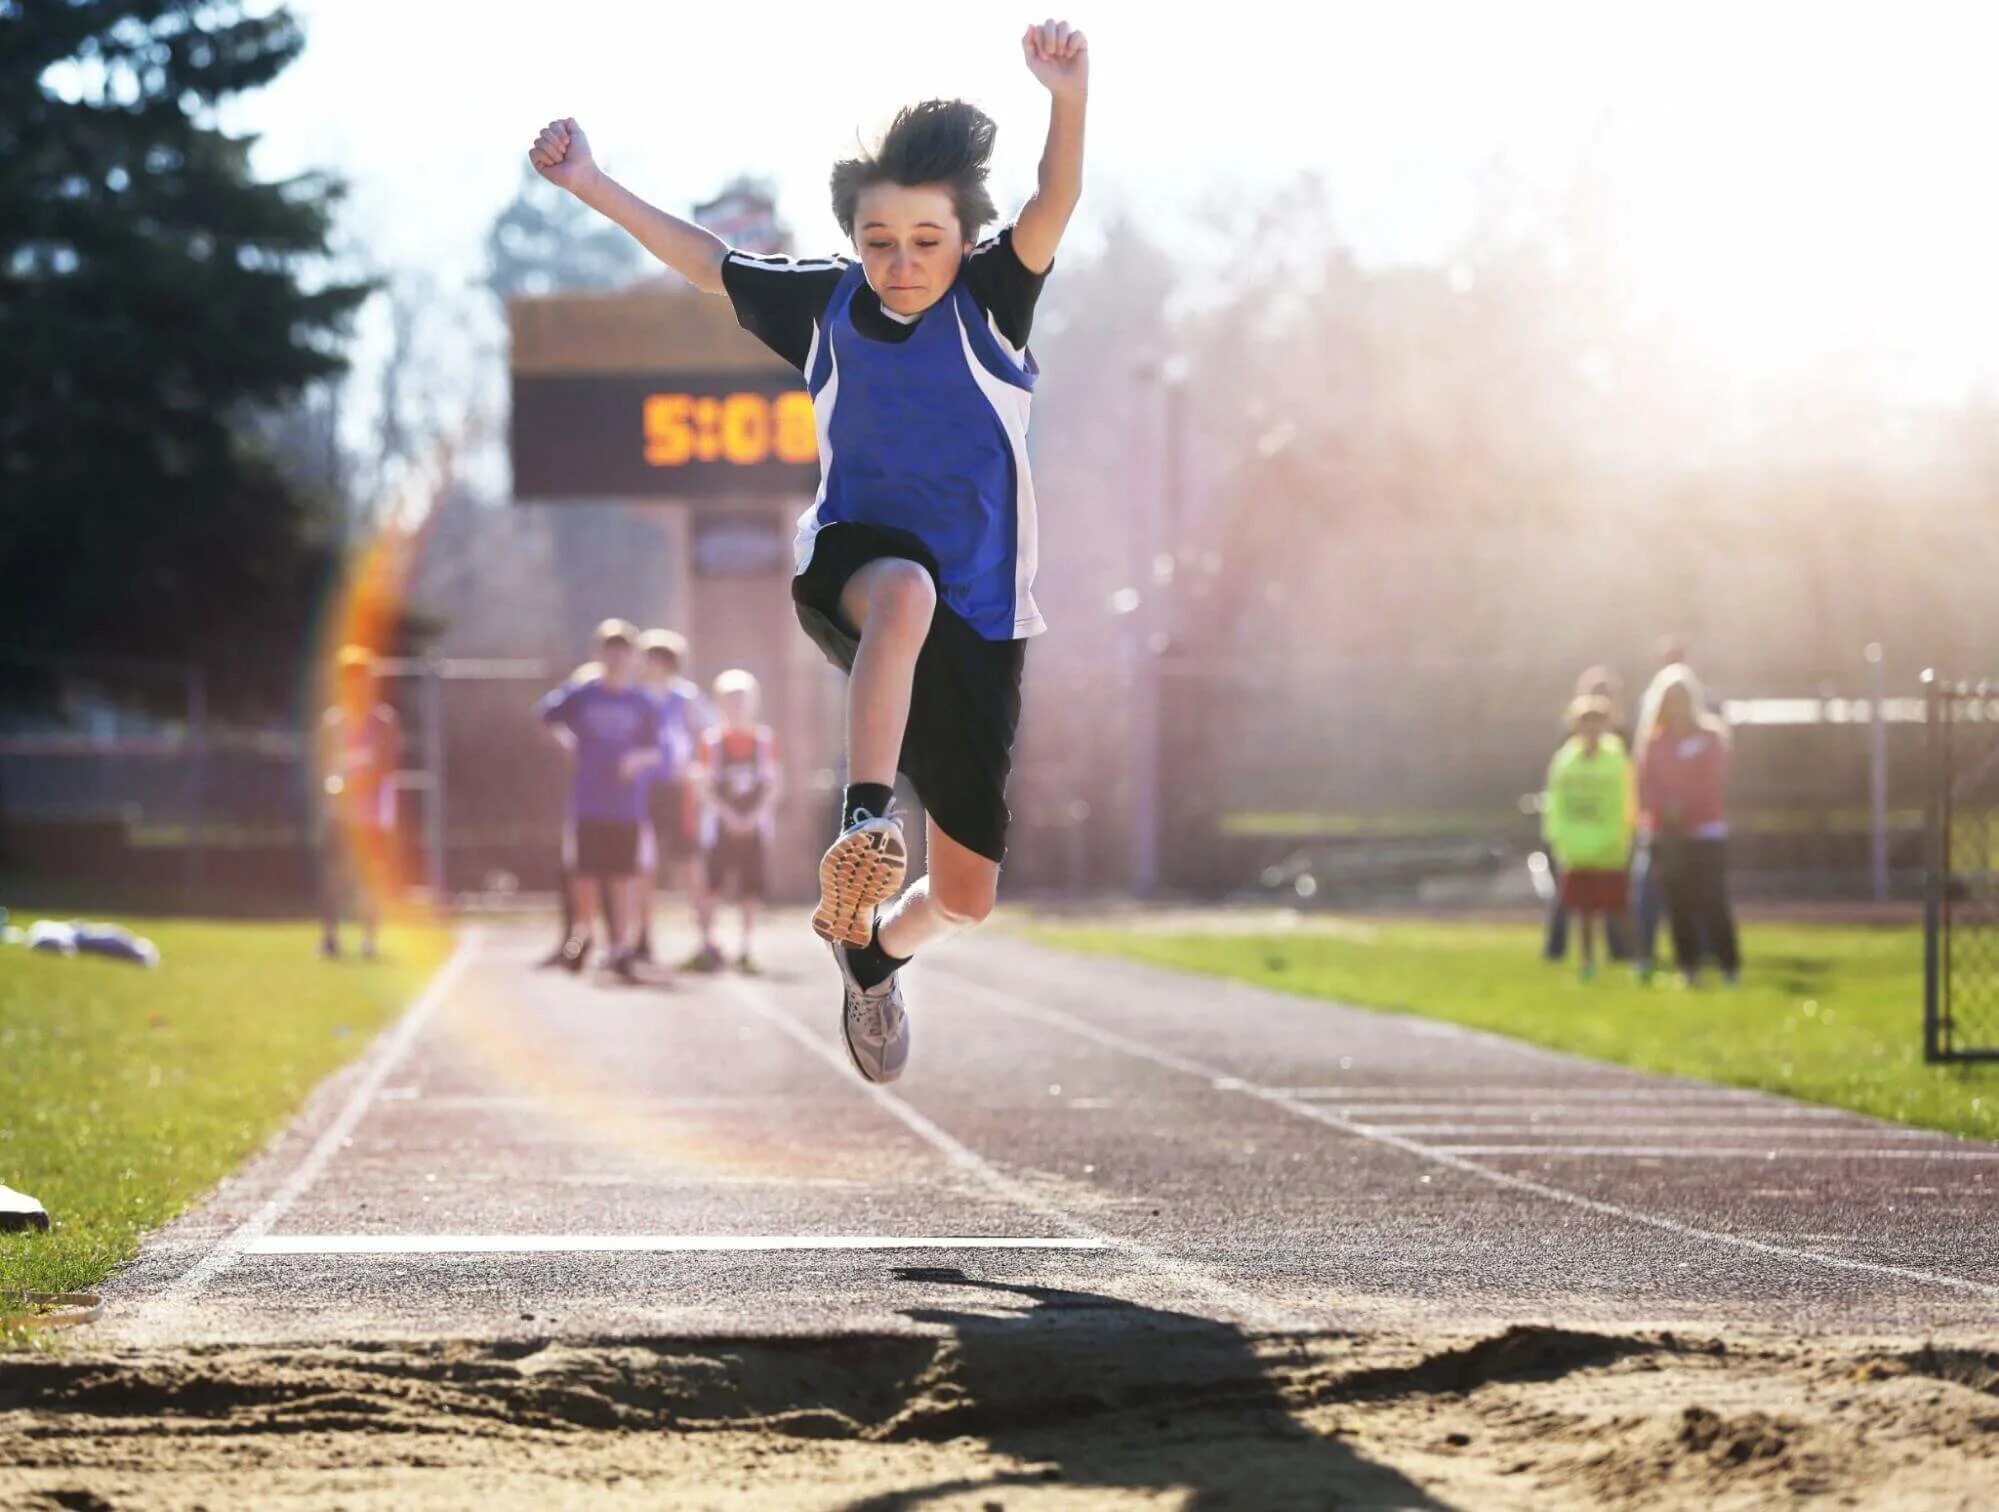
[215,0,1999,390]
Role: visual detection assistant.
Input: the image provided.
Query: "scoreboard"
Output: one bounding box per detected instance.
[511,370,816,499]
[509,286,817,503]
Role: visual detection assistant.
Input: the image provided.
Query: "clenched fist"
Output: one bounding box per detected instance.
[528,117,597,191]
[1022,19,1088,99]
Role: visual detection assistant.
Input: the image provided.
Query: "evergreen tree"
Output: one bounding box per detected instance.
[485,162,649,299]
[0,1,371,709]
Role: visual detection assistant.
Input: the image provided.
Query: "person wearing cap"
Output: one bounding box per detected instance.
[1543,666,1633,965]
[536,620,663,984]
[1542,693,1635,980]
[317,645,402,960]
[690,668,783,973]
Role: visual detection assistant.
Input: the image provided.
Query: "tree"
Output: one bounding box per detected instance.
[0,1,371,709]
[485,162,650,299]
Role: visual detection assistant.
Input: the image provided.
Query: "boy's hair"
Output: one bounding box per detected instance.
[639,628,688,664]
[594,618,638,649]
[336,644,375,674]
[830,99,998,241]
[712,668,760,700]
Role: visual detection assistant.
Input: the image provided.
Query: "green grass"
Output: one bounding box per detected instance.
[1,916,450,1319]
[1023,919,1998,1142]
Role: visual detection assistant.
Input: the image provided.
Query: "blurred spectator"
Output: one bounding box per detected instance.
[1544,666,1632,964]
[633,629,703,967]
[690,669,784,973]
[1542,694,1635,979]
[317,646,400,961]
[538,658,605,970]
[1636,664,1740,986]
[1629,639,1711,974]
[536,623,662,984]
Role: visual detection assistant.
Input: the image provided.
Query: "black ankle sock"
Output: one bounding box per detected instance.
[843,782,894,829]
[846,922,910,990]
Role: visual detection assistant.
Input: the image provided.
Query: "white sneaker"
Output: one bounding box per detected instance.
[812,809,907,947]
[835,943,910,1084]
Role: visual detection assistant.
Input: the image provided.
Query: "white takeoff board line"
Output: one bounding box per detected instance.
[248,1234,1111,1256]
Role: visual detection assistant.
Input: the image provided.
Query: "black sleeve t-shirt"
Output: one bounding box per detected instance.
[720,224,1048,374]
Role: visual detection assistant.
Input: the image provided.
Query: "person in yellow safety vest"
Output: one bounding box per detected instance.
[1542,694,1635,980]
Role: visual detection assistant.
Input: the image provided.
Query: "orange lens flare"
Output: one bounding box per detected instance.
[318,514,428,923]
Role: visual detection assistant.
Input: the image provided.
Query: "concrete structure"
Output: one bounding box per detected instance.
[509,288,838,900]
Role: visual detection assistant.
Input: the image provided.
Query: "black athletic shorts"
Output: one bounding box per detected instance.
[705,828,767,900]
[792,523,1025,863]
[573,819,640,879]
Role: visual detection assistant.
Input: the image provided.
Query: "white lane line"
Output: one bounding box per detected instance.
[718,974,1307,1332]
[376,1093,811,1112]
[1268,1087,1801,1102]
[144,931,481,1306]
[936,972,1999,1301]
[1362,1124,1941,1139]
[1291,1101,1856,1119]
[1430,1145,1999,1160]
[250,1234,1108,1256]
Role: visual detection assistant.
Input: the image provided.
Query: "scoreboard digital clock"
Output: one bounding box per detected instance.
[511,369,817,502]
[643,389,817,469]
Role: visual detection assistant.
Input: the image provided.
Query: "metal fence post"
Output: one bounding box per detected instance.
[423,658,447,901]
[184,663,207,905]
[1922,668,1944,1062]
[1866,643,1887,902]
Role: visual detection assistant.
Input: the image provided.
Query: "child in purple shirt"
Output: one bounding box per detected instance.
[537,620,661,982]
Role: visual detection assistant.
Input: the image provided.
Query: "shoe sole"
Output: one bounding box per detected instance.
[812,825,907,946]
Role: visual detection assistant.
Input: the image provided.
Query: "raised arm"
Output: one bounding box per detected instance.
[527,118,728,294]
[1011,20,1088,275]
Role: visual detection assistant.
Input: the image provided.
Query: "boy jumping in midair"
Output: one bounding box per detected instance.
[529,20,1087,1081]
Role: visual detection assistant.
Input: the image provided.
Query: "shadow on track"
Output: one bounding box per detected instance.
[843,1266,1451,1510]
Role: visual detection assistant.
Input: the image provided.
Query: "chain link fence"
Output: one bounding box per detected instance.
[3,646,1942,916]
[1924,674,1999,1061]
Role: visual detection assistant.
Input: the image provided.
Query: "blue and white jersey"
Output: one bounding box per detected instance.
[721,228,1051,642]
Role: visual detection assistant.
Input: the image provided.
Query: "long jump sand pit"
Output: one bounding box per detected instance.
[5,1322,1995,1508]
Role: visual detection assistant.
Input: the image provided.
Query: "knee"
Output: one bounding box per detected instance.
[933,877,997,930]
[861,561,936,642]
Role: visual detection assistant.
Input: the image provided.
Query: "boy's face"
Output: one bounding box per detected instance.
[853,183,969,317]
[718,688,755,726]
[600,639,634,682]
[1578,712,1607,741]
[644,650,677,685]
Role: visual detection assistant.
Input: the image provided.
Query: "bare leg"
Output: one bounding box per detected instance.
[838,560,935,789]
[692,856,719,949]
[571,875,601,946]
[1580,912,1598,975]
[319,829,342,952]
[876,818,998,964]
[607,876,634,955]
[557,867,577,944]
[636,864,655,952]
[738,897,758,959]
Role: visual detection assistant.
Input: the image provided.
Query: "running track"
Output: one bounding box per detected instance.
[101,920,1999,1345]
